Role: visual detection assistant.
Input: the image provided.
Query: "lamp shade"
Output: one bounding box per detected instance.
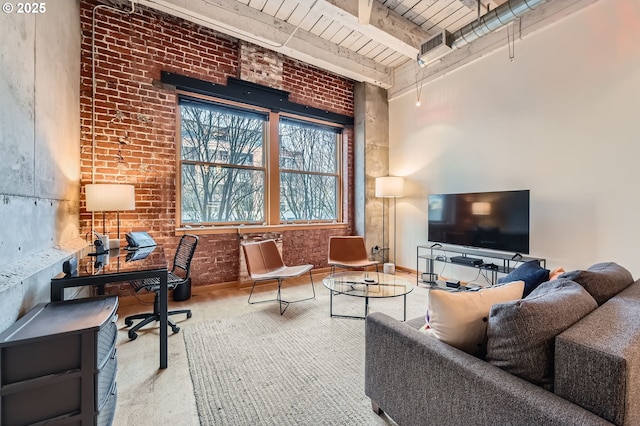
[85,184,136,212]
[375,176,404,198]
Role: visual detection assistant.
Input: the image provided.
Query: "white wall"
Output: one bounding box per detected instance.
[390,0,640,280]
[0,1,83,330]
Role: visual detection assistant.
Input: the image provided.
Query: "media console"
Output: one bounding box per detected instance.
[417,243,545,287]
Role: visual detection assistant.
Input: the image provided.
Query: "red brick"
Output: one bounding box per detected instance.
[80,0,355,292]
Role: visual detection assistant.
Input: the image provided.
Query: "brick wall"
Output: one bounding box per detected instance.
[79,0,354,292]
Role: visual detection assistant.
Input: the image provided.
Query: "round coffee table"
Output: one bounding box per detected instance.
[322,271,413,320]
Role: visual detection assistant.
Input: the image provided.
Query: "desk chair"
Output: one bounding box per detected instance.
[328,236,380,274]
[243,239,315,315]
[124,234,199,340]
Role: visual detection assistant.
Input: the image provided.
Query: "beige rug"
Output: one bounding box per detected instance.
[183,298,392,425]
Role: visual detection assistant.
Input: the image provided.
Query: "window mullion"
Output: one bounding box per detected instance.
[267,111,280,225]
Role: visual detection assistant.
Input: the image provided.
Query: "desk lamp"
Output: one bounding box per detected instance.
[85,184,136,249]
[375,176,404,272]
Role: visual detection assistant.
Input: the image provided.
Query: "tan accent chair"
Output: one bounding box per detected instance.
[328,236,380,274]
[242,239,315,315]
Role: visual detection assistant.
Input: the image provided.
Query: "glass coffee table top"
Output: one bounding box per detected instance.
[323,272,413,298]
[322,272,413,320]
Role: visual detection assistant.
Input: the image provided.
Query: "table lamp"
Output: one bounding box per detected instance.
[375,176,404,272]
[85,184,136,249]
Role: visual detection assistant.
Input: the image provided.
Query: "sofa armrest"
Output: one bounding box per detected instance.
[365,312,611,426]
[556,280,640,426]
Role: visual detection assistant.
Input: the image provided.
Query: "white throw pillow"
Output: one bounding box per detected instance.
[421,281,524,356]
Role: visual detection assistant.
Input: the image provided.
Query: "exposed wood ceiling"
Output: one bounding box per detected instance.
[134,0,597,93]
[137,0,507,88]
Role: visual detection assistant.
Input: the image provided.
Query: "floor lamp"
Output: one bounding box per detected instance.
[375,176,404,272]
[85,184,136,249]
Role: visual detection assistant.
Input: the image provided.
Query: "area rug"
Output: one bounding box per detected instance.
[183,299,389,425]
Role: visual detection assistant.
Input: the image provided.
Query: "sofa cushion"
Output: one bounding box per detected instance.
[559,262,634,305]
[486,278,597,390]
[498,260,550,297]
[421,281,524,356]
[555,280,640,425]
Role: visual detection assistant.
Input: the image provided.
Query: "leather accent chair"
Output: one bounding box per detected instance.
[242,239,315,315]
[328,236,380,274]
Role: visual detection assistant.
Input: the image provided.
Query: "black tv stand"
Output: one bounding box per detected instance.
[417,243,546,287]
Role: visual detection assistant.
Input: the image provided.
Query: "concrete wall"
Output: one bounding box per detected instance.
[0,1,83,330]
[354,82,390,261]
[389,0,640,281]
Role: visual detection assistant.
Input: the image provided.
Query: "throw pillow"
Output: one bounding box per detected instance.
[421,281,524,356]
[486,278,597,390]
[559,262,634,305]
[549,267,565,281]
[498,260,549,297]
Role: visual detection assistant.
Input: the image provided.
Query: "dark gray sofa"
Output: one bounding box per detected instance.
[365,277,640,426]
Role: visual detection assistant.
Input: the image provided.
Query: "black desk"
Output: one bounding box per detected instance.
[51,245,169,369]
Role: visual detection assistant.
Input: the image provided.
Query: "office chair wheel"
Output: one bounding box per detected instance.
[125,318,133,327]
[128,330,138,340]
[171,325,180,334]
[187,312,192,319]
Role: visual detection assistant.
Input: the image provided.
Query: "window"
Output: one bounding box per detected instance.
[178,96,343,227]
[279,117,339,222]
[179,98,267,224]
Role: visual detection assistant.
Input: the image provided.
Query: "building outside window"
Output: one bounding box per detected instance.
[179,98,266,224]
[279,117,339,222]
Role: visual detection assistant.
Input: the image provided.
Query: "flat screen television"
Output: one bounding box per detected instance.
[428,190,530,254]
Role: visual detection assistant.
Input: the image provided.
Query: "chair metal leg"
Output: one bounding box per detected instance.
[277,279,289,315]
[247,274,315,315]
[248,280,259,305]
[309,271,315,299]
[168,308,192,317]
[124,312,154,326]
[127,289,192,339]
[129,314,157,338]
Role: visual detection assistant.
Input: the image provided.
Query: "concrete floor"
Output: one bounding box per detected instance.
[112,271,430,425]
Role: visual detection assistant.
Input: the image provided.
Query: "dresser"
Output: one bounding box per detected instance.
[0,296,118,425]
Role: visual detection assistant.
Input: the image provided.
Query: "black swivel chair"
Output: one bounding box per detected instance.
[124,234,199,340]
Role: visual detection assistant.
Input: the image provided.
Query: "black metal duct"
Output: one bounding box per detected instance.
[450,0,549,49]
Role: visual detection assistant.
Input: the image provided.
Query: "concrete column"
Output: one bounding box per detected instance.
[353,82,389,261]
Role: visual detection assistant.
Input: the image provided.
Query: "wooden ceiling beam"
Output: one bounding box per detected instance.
[321,0,433,59]
[138,0,393,88]
[358,0,373,25]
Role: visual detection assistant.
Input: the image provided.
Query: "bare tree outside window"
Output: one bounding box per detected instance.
[179,100,266,224]
[177,96,343,226]
[279,119,339,221]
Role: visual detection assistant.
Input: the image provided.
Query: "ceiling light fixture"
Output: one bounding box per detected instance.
[415,64,425,107]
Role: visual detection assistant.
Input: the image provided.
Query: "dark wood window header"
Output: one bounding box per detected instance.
[161,72,354,126]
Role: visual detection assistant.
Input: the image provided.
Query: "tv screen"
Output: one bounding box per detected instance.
[428,190,530,254]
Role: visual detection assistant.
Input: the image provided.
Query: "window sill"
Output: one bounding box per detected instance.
[175,222,348,235]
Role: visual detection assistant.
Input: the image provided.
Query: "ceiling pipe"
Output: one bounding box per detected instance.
[450,0,549,49]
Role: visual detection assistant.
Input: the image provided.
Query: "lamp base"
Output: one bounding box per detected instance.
[99,235,110,251]
[383,263,396,275]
